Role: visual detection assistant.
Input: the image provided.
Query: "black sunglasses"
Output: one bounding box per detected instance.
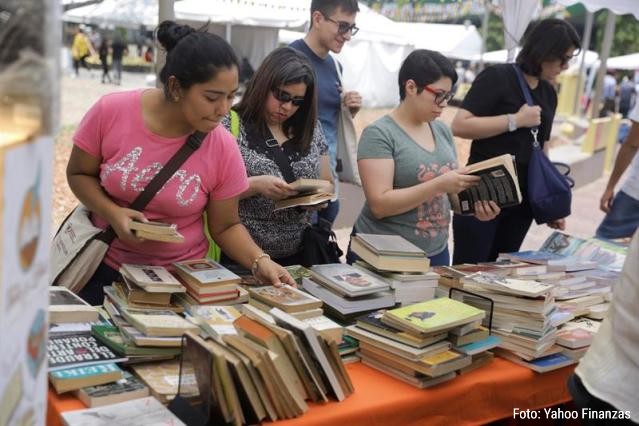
[272,88,305,107]
[322,14,359,36]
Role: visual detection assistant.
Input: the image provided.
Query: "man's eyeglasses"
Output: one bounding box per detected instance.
[272,88,305,107]
[322,14,359,36]
[422,86,453,105]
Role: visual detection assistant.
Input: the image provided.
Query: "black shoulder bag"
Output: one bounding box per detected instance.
[258,129,342,267]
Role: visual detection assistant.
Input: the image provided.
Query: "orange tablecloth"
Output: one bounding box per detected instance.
[47,358,574,426]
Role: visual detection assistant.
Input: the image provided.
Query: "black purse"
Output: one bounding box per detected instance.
[258,127,342,266]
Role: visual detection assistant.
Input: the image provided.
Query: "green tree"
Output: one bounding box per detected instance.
[594,11,639,58]
[485,11,505,52]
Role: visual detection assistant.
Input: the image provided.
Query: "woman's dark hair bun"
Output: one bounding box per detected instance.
[156,20,195,52]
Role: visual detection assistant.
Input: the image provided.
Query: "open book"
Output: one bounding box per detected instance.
[448,154,522,215]
[274,179,333,211]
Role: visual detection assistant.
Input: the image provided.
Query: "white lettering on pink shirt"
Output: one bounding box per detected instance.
[101,147,202,207]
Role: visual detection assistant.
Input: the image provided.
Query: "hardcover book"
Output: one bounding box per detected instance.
[173,258,241,286]
[49,286,99,324]
[48,333,127,372]
[248,285,323,313]
[382,298,485,335]
[75,371,149,407]
[119,307,198,337]
[448,154,521,215]
[353,233,426,257]
[119,264,184,292]
[310,263,390,298]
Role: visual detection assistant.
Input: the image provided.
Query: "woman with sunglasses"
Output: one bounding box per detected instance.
[347,50,499,266]
[450,19,580,264]
[219,47,333,267]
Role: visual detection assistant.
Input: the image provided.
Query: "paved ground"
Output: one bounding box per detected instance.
[54,71,608,255]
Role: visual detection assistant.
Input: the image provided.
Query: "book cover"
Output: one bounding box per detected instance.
[354,233,426,257]
[48,333,127,371]
[448,154,521,215]
[310,264,390,297]
[456,335,501,356]
[274,191,333,211]
[76,371,149,408]
[173,258,241,285]
[383,298,485,335]
[50,363,123,394]
[61,396,186,425]
[129,219,177,235]
[461,272,554,297]
[120,307,198,337]
[49,286,99,323]
[248,285,322,312]
[131,360,197,404]
[119,264,182,287]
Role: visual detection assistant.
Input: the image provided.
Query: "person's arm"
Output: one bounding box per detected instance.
[66,146,146,245]
[358,158,479,219]
[600,120,639,212]
[451,104,542,140]
[206,197,295,287]
[239,176,297,200]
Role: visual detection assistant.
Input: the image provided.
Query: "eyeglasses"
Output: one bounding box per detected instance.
[272,88,305,107]
[322,14,359,36]
[422,86,453,105]
[559,53,578,66]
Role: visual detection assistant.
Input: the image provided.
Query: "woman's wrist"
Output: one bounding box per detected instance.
[251,252,271,277]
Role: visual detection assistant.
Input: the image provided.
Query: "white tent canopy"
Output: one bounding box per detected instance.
[394,22,482,60]
[606,53,639,70]
[63,0,158,28]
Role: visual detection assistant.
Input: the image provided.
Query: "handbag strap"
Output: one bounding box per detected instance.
[260,125,297,183]
[512,64,541,150]
[97,131,206,243]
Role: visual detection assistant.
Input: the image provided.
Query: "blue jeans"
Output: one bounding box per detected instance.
[596,190,639,240]
[314,199,340,226]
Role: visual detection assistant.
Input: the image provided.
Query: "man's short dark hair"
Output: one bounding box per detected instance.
[398,49,457,101]
[310,0,359,20]
[516,18,581,77]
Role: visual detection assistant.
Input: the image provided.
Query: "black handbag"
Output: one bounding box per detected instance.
[512,64,573,224]
[301,218,344,267]
[258,127,342,266]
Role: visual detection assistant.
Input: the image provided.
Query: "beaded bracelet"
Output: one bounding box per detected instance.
[251,253,270,277]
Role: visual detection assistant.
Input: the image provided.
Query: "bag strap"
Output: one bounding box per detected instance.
[263,129,297,184]
[511,64,541,150]
[97,131,206,243]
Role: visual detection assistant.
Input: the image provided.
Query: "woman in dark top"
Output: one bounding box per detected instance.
[451,19,580,263]
[220,47,333,268]
[98,37,112,84]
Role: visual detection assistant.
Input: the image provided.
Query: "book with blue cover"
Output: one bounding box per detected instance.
[496,350,576,373]
[49,363,123,394]
[456,335,501,356]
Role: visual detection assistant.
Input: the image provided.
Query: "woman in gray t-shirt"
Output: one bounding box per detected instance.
[350,50,499,265]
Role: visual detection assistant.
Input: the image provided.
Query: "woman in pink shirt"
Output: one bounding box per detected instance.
[67,21,295,304]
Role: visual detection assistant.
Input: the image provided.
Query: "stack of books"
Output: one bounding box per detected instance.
[247,285,323,318]
[458,272,575,372]
[49,286,99,324]
[350,233,430,274]
[346,298,489,388]
[554,318,600,360]
[129,219,184,243]
[302,263,394,323]
[117,263,186,311]
[75,370,150,408]
[173,258,248,305]
[356,262,439,306]
[47,332,128,394]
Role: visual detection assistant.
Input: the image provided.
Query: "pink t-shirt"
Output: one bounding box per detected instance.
[73,90,249,269]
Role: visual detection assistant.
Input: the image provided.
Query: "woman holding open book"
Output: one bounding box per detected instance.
[451,19,580,264]
[349,50,499,266]
[218,47,333,267]
[66,21,294,304]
